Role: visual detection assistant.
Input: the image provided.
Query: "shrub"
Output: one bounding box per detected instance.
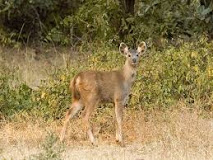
[31,69,75,121]
[0,72,35,119]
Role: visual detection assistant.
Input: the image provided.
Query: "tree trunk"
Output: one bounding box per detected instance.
[187,0,191,5]
[200,0,211,6]
[125,0,135,14]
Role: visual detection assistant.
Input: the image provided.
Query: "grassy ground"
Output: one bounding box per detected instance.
[0,45,213,160]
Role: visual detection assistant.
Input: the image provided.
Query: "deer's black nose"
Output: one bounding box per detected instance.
[132,58,136,63]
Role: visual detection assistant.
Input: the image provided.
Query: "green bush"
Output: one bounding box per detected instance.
[0,73,35,118]
[31,69,75,121]
[45,0,121,45]
[0,0,77,44]
[128,0,203,42]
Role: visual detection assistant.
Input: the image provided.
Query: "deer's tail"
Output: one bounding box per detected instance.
[70,75,81,101]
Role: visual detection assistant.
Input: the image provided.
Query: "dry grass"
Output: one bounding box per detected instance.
[0,46,83,89]
[0,103,213,160]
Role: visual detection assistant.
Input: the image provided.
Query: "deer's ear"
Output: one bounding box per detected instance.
[119,43,128,55]
[137,41,147,55]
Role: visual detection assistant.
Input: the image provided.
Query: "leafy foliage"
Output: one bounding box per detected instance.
[0,0,211,45]
[32,69,74,121]
[45,0,122,45]
[0,72,35,118]
[197,0,213,38]
[0,0,77,44]
[132,0,202,41]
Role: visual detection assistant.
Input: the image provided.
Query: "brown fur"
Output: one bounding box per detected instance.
[60,42,147,146]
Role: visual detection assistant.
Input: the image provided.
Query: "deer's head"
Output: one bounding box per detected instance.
[119,42,147,67]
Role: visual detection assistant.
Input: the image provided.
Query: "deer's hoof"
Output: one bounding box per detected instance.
[116,140,125,147]
[91,141,98,147]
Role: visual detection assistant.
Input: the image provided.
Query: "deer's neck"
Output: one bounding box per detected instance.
[122,61,137,85]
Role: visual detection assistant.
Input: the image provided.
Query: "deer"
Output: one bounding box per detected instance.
[60,42,147,147]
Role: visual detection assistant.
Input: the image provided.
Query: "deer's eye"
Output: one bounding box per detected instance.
[128,55,131,57]
[136,54,139,57]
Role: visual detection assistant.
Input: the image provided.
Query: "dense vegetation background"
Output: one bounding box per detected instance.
[0,0,213,46]
[1,0,213,120]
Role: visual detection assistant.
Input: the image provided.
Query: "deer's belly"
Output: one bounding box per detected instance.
[100,94,114,103]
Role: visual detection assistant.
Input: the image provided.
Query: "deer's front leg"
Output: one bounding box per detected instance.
[115,100,124,147]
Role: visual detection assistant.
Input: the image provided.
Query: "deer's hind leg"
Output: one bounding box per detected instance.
[60,100,83,142]
[82,97,99,146]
